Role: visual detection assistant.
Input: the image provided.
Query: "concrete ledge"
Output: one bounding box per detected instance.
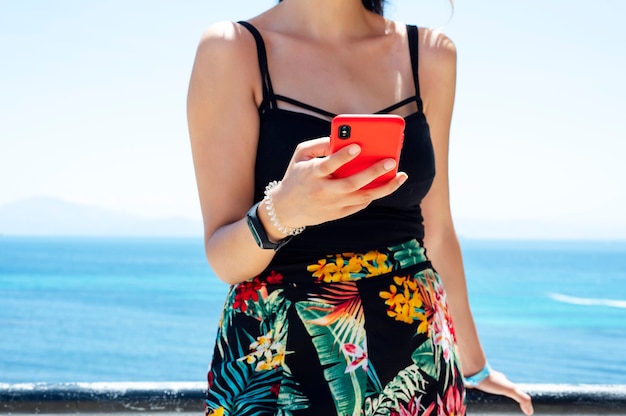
[467,384,626,415]
[0,383,202,414]
[1,382,625,414]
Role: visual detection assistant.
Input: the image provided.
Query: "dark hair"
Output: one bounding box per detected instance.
[361,0,384,15]
[278,0,385,15]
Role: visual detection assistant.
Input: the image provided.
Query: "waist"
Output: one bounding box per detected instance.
[273,209,426,265]
[253,239,431,285]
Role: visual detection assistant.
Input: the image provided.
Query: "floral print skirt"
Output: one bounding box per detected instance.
[205,239,466,416]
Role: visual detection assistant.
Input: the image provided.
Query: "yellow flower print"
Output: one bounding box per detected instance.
[307,250,392,282]
[388,302,413,324]
[415,310,428,334]
[207,407,225,416]
[380,283,407,308]
[379,275,428,330]
[307,259,336,280]
[361,251,393,275]
[393,275,407,286]
[325,254,362,282]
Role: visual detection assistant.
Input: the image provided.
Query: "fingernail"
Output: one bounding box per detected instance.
[399,175,408,185]
[384,159,396,170]
[348,145,360,155]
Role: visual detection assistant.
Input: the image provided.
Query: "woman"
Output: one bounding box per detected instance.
[187,0,534,414]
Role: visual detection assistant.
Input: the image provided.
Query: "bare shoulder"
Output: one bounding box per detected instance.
[417,27,457,71]
[188,20,261,114]
[414,27,457,114]
[193,20,256,70]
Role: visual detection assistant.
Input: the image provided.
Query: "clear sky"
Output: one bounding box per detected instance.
[1,1,625,239]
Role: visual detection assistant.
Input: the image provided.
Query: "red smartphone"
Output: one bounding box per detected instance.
[329,114,405,189]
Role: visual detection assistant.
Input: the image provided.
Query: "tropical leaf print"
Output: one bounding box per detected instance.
[303,282,387,408]
[415,269,459,366]
[411,338,439,381]
[275,381,310,415]
[306,283,364,345]
[361,364,428,416]
[216,289,291,362]
[206,358,282,415]
[207,288,297,416]
[207,240,466,416]
[389,240,427,269]
[296,297,368,416]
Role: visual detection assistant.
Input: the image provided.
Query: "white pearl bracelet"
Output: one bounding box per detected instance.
[263,180,306,237]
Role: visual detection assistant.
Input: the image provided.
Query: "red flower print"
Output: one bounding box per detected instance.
[390,396,425,416]
[266,270,283,284]
[441,384,466,415]
[232,279,263,312]
[423,384,466,416]
[270,383,281,396]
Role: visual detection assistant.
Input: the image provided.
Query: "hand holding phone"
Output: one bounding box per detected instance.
[329,114,405,189]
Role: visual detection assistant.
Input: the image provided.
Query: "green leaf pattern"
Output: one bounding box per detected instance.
[205,240,466,415]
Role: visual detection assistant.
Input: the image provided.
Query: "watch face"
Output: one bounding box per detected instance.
[246,204,278,250]
[246,216,264,248]
[246,202,293,250]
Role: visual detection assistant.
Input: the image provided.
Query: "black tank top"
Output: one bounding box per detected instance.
[238,21,436,265]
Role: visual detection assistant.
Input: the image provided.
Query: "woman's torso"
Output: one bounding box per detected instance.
[240,21,436,266]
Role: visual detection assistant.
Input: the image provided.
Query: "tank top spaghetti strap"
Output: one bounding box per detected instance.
[238,20,424,118]
[237,20,436,264]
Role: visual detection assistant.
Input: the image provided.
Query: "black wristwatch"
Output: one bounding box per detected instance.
[245,202,292,251]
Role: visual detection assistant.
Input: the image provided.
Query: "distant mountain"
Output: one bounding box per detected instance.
[0,197,203,236]
[2,196,623,240]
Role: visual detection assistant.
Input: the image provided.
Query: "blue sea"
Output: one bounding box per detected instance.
[1,236,625,385]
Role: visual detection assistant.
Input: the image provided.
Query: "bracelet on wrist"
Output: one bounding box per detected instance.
[463,362,491,387]
[264,180,306,237]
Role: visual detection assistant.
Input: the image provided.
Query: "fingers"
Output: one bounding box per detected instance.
[313,143,362,177]
[510,387,534,416]
[336,172,408,216]
[282,136,407,226]
[291,137,365,179]
[292,137,333,162]
[337,158,401,192]
[499,385,534,415]
[477,370,534,415]
[494,383,533,415]
[292,136,401,192]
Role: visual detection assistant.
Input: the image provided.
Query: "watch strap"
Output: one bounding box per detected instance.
[246,202,292,251]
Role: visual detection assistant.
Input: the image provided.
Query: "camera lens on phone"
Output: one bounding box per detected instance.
[338,125,351,139]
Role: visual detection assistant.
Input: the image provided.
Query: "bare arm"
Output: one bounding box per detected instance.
[419,29,533,415]
[187,22,276,284]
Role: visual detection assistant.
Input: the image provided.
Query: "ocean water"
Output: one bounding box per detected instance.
[0,236,625,385]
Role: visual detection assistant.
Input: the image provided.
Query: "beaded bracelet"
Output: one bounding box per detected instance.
[263,180,306,237]
[463,362,491,387]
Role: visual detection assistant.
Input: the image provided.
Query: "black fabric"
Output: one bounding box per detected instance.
[205,25,466,416]
[238,21,436,264]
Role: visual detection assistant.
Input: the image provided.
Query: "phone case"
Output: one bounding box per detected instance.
[329,114,405,189]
